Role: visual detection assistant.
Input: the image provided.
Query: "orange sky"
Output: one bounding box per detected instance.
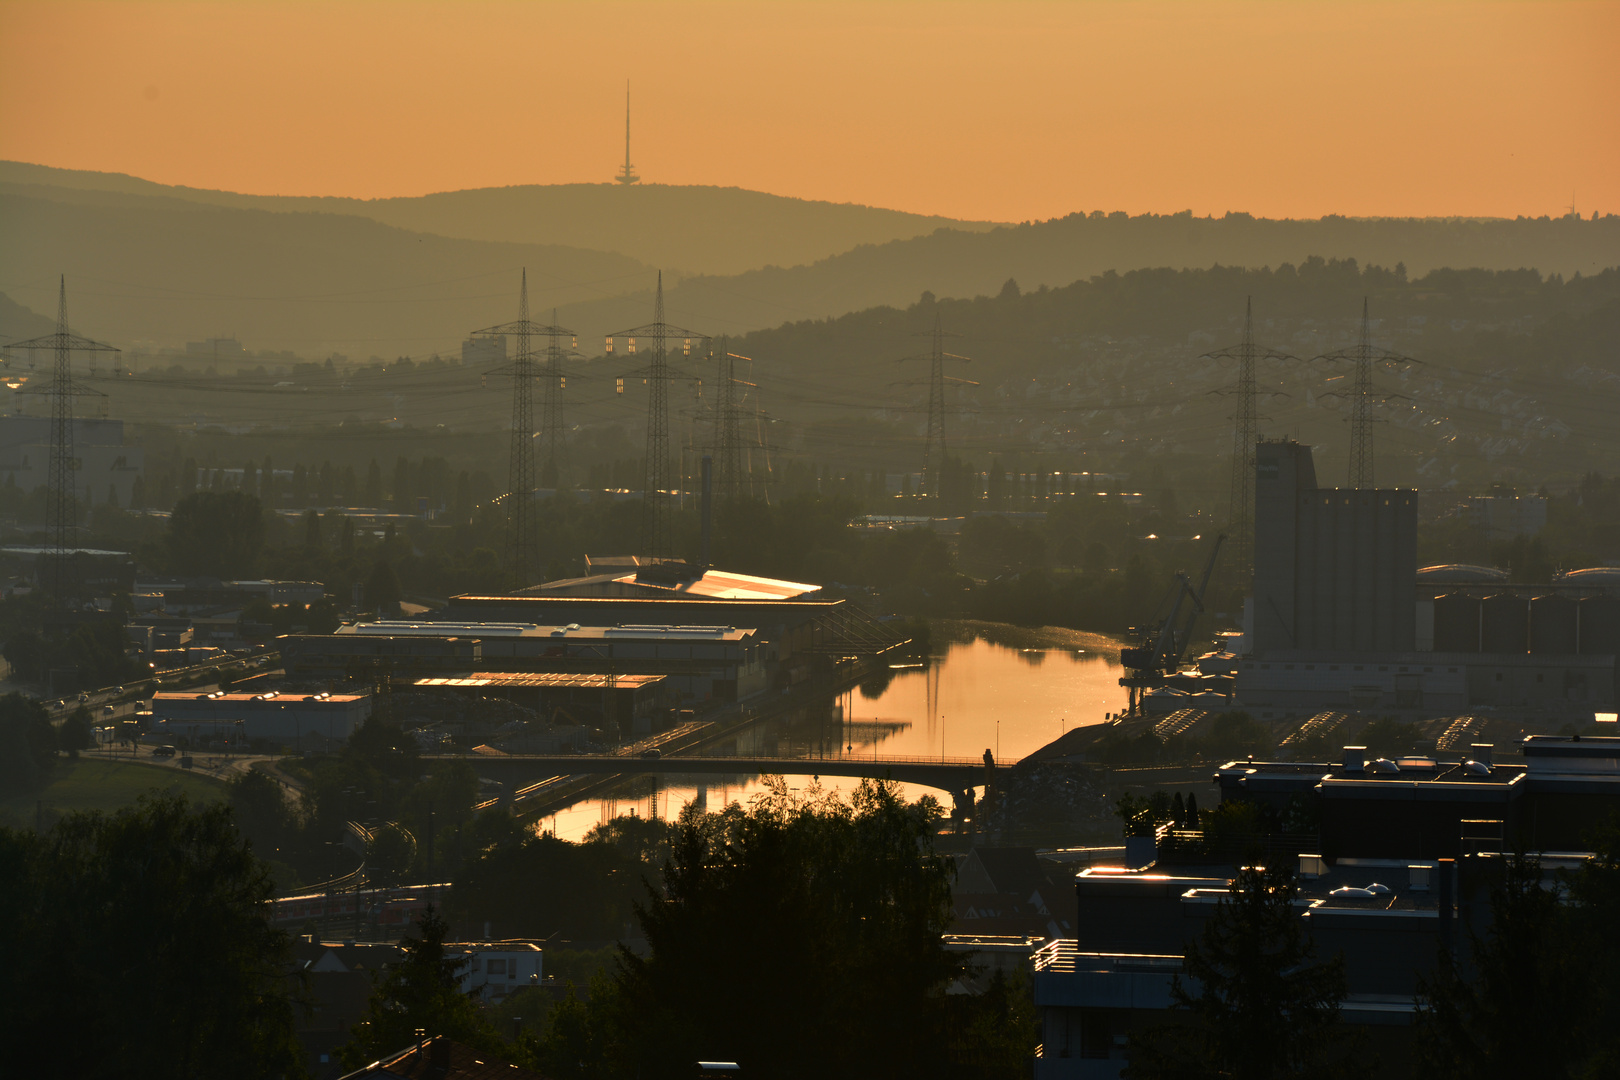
[1,0,1616,221]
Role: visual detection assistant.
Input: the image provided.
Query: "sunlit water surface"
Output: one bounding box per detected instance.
[538,633,1127,840]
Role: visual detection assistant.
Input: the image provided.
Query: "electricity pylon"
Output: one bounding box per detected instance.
[1314,298,1417,489]
[1201,297,1296,586]
[606,273,707,560]
[469,270,575,584]
[896,313,975,501]
[539,308,580,488]
[4,276,116,600]
[708,347,772,504]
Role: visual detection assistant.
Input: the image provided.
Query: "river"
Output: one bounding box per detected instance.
[536,622,1129,840]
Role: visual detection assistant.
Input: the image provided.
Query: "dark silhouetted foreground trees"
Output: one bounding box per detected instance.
[0,794,307,1079]
[516,779,1034,1080]
[1416,834,1620,1079]
[1125,863,1353,1080]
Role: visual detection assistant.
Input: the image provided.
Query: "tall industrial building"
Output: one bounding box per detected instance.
[1251,439,1417,653]
[1240,439,1616,715]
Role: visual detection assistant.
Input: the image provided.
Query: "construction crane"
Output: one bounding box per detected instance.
[1119,534,1225,715]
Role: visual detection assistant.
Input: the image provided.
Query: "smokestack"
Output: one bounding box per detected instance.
[700,454,714,569]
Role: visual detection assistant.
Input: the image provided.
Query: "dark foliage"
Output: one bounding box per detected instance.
[1125,863,1353,1080]
[340,906,499,1068]
[1416,835,1620,1079]
[0,795,307,1079]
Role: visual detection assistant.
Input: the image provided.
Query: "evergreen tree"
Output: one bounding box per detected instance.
[302,509,323,551]
[1416,844,1620,1078]
[1125,863,1352,1080]
[339,906,497,1068]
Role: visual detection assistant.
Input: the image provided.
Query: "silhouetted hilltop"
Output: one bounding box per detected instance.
[0,187,646,355]
[0,290,56,343]
[564,210,1620,337]
[0,161,997,277]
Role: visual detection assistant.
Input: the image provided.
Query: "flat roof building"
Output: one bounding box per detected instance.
[151,690,371,747]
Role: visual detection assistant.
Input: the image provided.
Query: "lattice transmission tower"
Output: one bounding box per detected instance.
[896,314,975,501]
[4,276,117,600]
[1201,297,1295,584]
[607,273,707,560]
[707,347,772,504]
[469,270,575,584]
[539,307,579,488]
[1315,298,1417,489]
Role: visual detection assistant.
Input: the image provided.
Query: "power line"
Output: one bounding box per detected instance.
[1201,297,1297,587]
[469,270,575,584]
[607,273,707,560]
[4,276,119,599]
[1314,297,1419,489]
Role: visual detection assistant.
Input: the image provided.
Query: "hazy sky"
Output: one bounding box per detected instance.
[2,0,1616,222]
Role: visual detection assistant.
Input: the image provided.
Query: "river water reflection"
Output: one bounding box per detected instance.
[538,625,1128,840]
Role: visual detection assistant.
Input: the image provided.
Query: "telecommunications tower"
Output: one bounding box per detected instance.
[1315,298,1417,489]
[469,270,575,584]
[615,81,640,185]
[4,276,117,600]
[1201,298,1295,583]
[606,273,707,560]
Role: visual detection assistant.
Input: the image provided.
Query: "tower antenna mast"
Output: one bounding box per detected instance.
[615,81,640,185]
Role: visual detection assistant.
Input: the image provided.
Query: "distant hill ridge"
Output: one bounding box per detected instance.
[0,160,999,277]
[2,160,1616,354]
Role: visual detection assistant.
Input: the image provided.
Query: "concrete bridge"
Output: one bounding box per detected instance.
[437,753,1011,816]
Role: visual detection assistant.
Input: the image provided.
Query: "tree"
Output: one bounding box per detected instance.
[596,779,977,1078]
[1416,842,1620,1078]
[366,558,403,617]
[1125,863,1352,1080]
[0,795,307,1078]
[340,906,497,1067]
[59,704,95,754]
[302,508,323,550]
[165,490,265,579]
[0,691,56,785]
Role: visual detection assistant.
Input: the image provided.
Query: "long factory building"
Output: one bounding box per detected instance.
[280,566,907,709]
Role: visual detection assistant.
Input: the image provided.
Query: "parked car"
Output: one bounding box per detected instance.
[152,745,177,758]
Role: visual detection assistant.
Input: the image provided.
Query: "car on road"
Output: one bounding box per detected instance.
[152,745,177,758]
[78,692,89,703]
[639,748,663,759]
[102,705,115,715]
